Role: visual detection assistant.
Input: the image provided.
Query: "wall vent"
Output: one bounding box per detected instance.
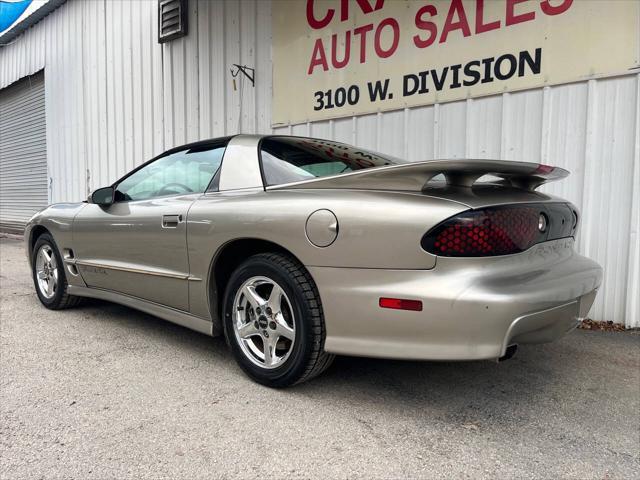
[158,0,188,43]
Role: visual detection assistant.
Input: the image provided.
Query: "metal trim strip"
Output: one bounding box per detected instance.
[72,259,189,280]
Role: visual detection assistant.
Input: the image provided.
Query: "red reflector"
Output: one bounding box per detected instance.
[379,297,423,311]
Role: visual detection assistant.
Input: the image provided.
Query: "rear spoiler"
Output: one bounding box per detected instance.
[267,159,569,193]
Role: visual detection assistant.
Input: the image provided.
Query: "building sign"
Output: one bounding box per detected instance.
[0,0,35,35]
[272,0,640,126]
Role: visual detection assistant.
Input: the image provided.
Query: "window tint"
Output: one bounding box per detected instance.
[260,137,404,186]
[115,145,225,201]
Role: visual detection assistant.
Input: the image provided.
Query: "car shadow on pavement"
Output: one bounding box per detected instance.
[75,298,235,363]
[73,297,590,421]
[62,296,640,453]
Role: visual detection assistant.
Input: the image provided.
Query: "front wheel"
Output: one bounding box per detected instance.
[31,233,81,309]
[223,253,334,387]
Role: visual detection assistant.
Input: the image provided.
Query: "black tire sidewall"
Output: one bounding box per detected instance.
[32,234,67,308]
[223,255,316,386]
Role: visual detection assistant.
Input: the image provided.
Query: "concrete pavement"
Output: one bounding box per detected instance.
[1,237,638,479]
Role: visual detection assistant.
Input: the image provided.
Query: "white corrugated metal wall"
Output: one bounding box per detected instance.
[0,0,637,327]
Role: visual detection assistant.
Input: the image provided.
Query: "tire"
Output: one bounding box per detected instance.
[223,253,334,387]
[31,233,82,310]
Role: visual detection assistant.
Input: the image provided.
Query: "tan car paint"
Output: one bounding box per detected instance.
[311,238,601,360]
[185,188,467,321]
[72,193,199,311]
[24,134,602,361]
[25,203,88,290]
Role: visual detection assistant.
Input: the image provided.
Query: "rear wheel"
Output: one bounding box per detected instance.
[223,253,334,387]
[31,233,81,309]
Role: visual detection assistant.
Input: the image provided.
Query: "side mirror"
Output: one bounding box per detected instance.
[90,186,115,206]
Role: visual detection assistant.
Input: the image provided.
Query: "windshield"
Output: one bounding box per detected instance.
[260,136,406,186]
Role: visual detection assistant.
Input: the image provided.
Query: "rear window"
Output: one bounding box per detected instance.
[260,137,405,186]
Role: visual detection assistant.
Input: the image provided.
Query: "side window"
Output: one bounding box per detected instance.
[115,145,225,201]
[260,137,401,186]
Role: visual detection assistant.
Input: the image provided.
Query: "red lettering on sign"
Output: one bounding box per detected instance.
[476,0,501,34]
[413,4,438,48]
[506,0,536,26]
[331,31,351,69]
[306,0,333,29]
[440,0,472,43]
[374,18,400,58]
[354,23,374,63]
[306,0,574,72]
[540,0,573,16]
[308,38,328,74]
[343,0,385,21]
[307,0,385,29]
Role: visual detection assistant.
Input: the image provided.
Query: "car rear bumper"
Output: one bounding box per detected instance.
[308,238,602,361]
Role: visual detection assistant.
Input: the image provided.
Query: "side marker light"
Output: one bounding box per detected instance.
[379,297,423,311]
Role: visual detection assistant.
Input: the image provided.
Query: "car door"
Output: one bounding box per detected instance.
[73,142,226,311]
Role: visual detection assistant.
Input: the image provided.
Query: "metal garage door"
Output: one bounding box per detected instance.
[0,71,48,233]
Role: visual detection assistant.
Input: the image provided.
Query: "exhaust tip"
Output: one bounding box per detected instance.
[499,344,518,362]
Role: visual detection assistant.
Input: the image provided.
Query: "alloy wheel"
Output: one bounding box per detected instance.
[35,244,59,299]
[232,276,296,369]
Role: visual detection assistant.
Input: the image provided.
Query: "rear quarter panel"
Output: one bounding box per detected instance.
[186,189,468,319]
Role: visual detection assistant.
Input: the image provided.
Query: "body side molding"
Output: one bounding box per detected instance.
[71,259,192,280]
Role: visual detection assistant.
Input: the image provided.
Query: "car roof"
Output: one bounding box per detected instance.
[161,135,239,157]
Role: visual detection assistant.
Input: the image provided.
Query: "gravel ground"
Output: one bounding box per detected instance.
[1,236,639,479]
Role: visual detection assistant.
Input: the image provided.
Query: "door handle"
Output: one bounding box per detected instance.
[162,214,183,228]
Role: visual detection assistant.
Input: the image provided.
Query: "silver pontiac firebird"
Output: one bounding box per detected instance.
[25,135,603,386]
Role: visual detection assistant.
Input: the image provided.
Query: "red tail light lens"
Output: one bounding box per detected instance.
[422,204,576,257]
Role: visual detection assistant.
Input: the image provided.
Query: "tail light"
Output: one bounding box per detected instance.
[422,204,577,257]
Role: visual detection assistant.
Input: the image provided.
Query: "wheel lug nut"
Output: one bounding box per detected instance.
[266,307,272,315]
[269,321,276,330]
[256,307,261,315]
[254,321,259,328]
[263,331,269,338]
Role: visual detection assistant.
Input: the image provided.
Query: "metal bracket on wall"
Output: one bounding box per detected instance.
[230,64,255,89]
